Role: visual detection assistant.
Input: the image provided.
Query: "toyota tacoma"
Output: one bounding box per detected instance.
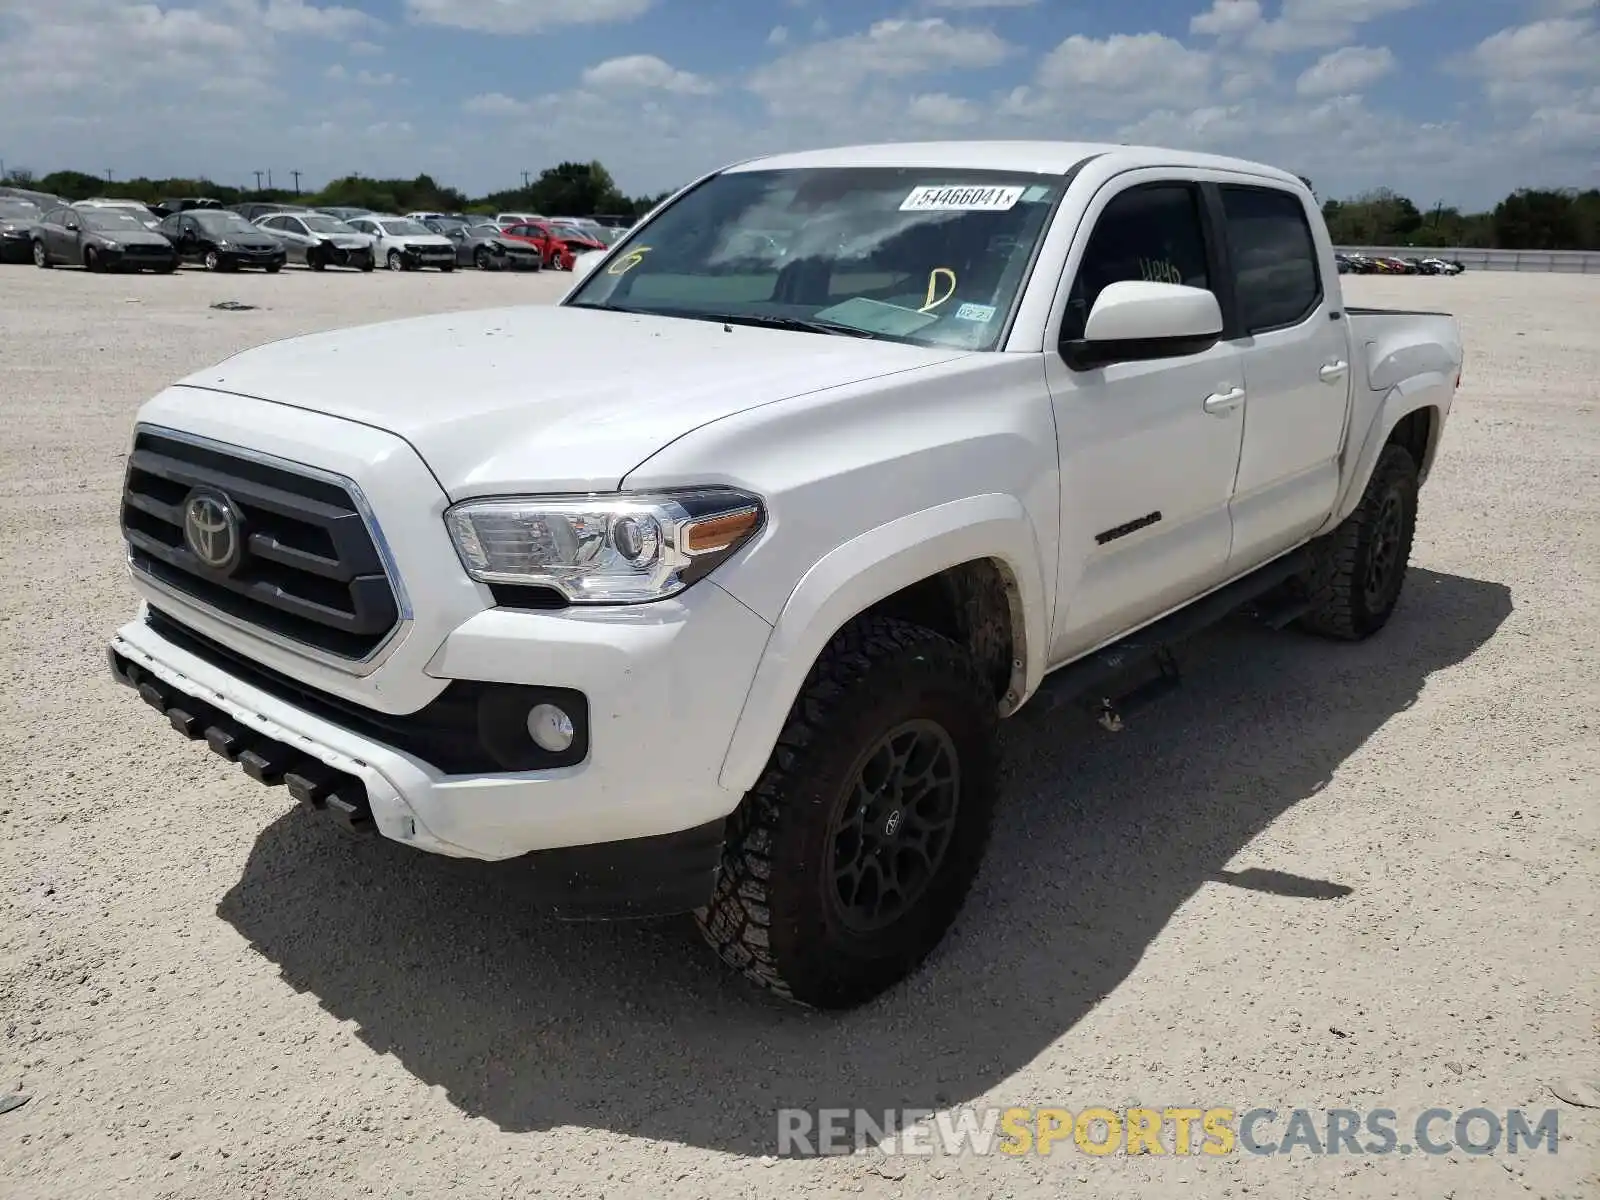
[107,141,1464,1009]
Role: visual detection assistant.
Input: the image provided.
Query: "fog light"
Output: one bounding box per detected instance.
[527,702,575,753]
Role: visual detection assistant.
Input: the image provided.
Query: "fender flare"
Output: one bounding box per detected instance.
[1326,372,1452,530]
[717,493,1050,794]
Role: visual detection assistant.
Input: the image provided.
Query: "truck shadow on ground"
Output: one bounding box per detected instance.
[215,567,1510,1155]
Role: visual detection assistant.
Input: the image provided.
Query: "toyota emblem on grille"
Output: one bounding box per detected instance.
[183,489,241,573]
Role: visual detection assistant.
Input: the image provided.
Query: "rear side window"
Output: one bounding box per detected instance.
[1062,183,1212,342]
[1221,186,1322,333]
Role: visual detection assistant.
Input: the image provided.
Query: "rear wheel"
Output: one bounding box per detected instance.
[696,616,999,1009]
[1294,443,1419,640]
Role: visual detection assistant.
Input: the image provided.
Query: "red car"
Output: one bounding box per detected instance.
[500,221,579,270]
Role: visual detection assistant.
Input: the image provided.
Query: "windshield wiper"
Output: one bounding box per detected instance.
[565,302,885,340]
[704,313,876,338]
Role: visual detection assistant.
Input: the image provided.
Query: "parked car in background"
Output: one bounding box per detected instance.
[0,185,67,212]
[232,201,310,223]
[78,198,162,230]
[152,197,225,218]
[546,220,609,254]
[315,205,375,222]
[494,211,542,227]
[158,209,286,272]
[500,219,576,269]
[31,204,178,272]
[345,214,456,271]
[0,196,43,262]
[431,221,542,270]
[255,212,375,271]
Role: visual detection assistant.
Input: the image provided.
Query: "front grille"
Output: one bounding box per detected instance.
[121,430,400,659]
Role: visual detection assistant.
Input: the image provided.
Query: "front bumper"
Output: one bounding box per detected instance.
[0,232,32,262]
[225,249,286,269]
[107,571,772,908]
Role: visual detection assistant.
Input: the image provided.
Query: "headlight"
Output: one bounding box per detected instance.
[445,488,764,604]
[103,240,122,250]
[216,240,230,248]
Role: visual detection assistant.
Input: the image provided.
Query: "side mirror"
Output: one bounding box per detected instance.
[1062,281,1223,371]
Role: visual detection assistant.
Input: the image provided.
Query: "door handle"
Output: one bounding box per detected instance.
[1319,360,1349,384]
[1203,386,1246,416]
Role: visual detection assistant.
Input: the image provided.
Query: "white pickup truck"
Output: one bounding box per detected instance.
[107,141,1463,1009]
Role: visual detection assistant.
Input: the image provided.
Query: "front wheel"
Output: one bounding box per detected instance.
[1294,443,1419,640]
[439,263,454,272]
[84,247,103,273]
[473,247,492,271]
[386,250,405,272]
[359,255,374,273]
[32,241,50,268]
[266,262,281,274]
[696,616,999,1009]
[203,249,222,272]
[308,248,326,271]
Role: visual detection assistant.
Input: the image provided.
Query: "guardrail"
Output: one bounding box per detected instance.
[1337,246,1600,274]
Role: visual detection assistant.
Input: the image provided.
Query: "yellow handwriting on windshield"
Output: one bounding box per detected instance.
[608,246,652,275]
[919,268,957,314]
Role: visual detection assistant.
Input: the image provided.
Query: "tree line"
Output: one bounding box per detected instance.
[2,161,673,222]
[5,159,1598,250]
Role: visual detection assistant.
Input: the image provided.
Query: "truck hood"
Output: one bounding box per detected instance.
[175,305,969,496]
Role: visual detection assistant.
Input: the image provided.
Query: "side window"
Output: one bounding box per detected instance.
[1062,183,1212,342]
[1220,185,1322,333]
[286,218,308,235]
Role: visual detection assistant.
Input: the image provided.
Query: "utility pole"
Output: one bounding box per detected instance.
[104,168,113,183]
[266,168,273,190]
[521,170,531,189]
[253,170,264,191]
[291,169,302,195]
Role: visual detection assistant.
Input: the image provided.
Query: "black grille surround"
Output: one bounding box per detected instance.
[120,429,401,660]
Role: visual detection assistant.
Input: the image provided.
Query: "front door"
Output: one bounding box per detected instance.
[1217,183,1352,566]
[1043,178,1246,663]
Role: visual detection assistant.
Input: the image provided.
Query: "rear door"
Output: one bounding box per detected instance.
[1215,183,1351,566]
[1042,175,1248,662]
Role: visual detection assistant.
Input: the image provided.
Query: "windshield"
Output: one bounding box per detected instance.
[468,225,503,238]
[302,215,357,234]
[565,167,1062,350]
[0,199,40,220]
[81,209,151,232]
[193,211,262,235]
[379,218,431,236]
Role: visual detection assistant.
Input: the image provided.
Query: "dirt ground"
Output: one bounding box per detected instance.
[0,263,1596,1200]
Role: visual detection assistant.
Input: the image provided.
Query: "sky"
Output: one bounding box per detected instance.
[1,0,1597,209]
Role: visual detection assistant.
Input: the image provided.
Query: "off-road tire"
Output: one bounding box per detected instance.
[1295,443,1419,640]
[696,616,1000,1009]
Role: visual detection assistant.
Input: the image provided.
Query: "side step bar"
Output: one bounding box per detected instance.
[1032,547,1313,717]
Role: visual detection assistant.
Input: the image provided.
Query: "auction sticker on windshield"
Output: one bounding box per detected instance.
[901,185,1026,212]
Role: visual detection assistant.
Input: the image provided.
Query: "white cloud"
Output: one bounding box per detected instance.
[766,25,789,45]
[404,0,654,34]
[1453,15,1600,108]
[1009,32,1215,117]
[581,54,715,95]
[260,0,375,36]
[350,38,384,54]
[1245,0,1422,53]
[1190,0,1261,36]
[748,18,1011,111]
[1296,44,1396,95]
[922,0,1037,7]
[905,91,980,124]
[462,91,533,116]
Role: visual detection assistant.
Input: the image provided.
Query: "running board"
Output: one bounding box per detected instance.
[1033,547,1313,719]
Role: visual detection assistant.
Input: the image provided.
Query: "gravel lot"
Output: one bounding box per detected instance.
[1,265,1596,1200]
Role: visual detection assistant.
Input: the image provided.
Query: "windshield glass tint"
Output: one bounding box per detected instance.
[302,216,356,234]
[194,211,261,234]
[565,167,1062,349]
[381,219,430,236]
[81,210,149,231]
